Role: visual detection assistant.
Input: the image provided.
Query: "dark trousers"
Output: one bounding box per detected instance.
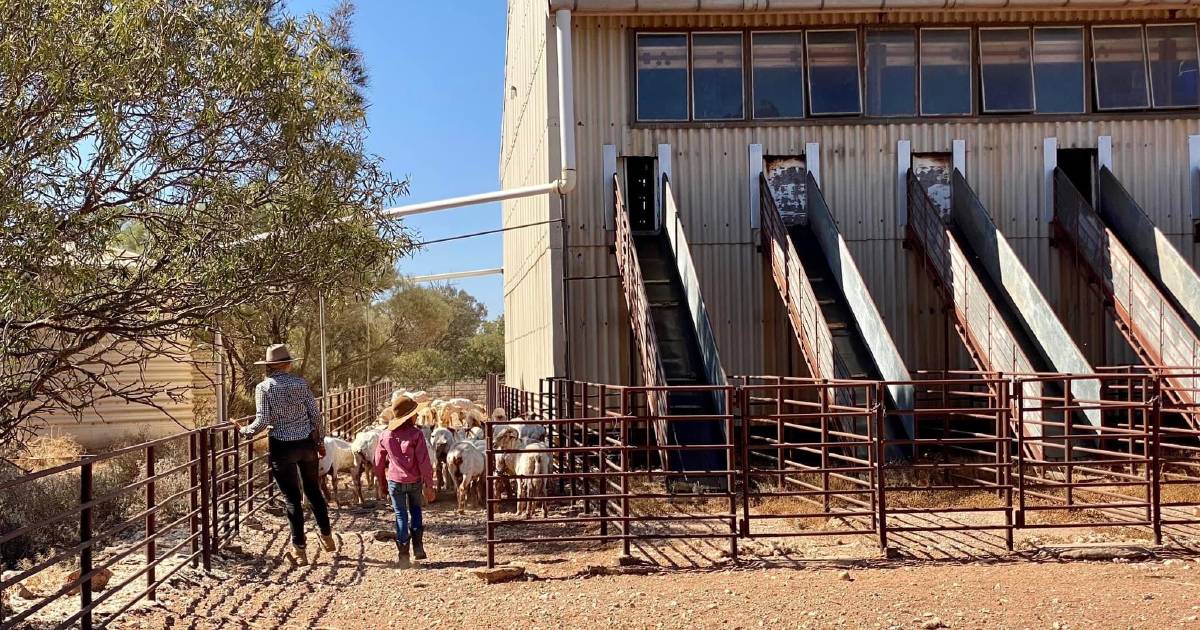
[269,438,331,547]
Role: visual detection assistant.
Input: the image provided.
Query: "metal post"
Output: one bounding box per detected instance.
[599,385,609,539]
[80,459,94,630]
[874,383,888,553]
[820,381,831,514]
[739,385,751,537]
[199,430,212,571]
[485,419,496,568]
[146,445,157,599]
[233,429,241,534]
[246,438,255,515]
[319,292,329,397]
[620,389,632,558]
[189,432,200,568]
[1015,382,1027,528]
[727,388,738,562]
[214,331,226,427]
[1150,376,1163,545]
[1063,381,1074,506]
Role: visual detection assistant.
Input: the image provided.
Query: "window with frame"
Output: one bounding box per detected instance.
[980,28,1035,112]
[636,33,689,121]
[920,29,973,116]
[692,33,745,120]
[751,31,805,119]
[806,30,862,116]
[865,29,917,117]
[1146,24,1200,108]
[1092,25,1150,110]
[1033,27,1086,114]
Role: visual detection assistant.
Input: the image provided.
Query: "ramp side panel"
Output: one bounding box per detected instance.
[1098,167,1200,335]
[1054,170,1200,423]
[663,177,728,393]
[906,174,1045,443]
[949,170,1101,426]
[761,176,837,382]
[805,173,915,416]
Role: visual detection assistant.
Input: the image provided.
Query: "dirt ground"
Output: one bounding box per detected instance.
[99,489,1200,630]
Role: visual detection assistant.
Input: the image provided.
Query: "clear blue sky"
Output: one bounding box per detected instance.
[287,0,508,319]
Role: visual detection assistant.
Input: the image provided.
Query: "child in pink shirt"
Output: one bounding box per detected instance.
[374,396,435,568]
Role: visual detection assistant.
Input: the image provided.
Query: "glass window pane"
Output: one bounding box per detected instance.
[1147,24,1200,108]
[865,29,916,117]
[1033,27,1086,114]
[636,34,689,121]
[752,32,804,119]
[1092,26,1149,110]
[980,28,1034,112]
[920,29,972,116]
[806,30,861,115]
[692,33,744,120]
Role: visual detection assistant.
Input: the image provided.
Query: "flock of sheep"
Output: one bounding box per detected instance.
[315,389,553,518]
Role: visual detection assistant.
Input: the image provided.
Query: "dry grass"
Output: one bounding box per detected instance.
[9,434,85,471]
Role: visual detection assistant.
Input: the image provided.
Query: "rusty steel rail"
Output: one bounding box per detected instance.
[1053,168,1200,432]
[759,174,839,388]
[1,380,387,630]
[612,174,671,453]
[738,377,879,540]
[488,374,1197,563]
[485,382,739,568]
[906,170,1046,457]
[876,376,1015,552]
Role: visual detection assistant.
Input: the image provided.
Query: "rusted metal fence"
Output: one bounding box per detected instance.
[485,373,1200,567]
[1,380,391,630]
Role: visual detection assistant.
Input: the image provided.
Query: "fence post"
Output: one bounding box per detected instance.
[79,458,94,630]
[1015,380,1027,528]
[198,430,212,571]
[739,383,751,537]
[619,389,632,558]
[1150,376,1163,546]
[873,383,888,554]
[246,437,255,516]
[189,432,200,568]
[146,445,157,600]
[233,429,241,535]
[485,417,496,569]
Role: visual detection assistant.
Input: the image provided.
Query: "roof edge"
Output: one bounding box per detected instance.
[548,0,1199,13]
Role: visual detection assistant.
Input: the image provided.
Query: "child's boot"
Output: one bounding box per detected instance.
[395,539,411,568]
[411,529,427,561]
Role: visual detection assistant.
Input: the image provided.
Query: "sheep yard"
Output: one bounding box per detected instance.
[103,490,1200,630]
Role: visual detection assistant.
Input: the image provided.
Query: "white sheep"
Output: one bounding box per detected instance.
[515,441,551,518]
[430,426,456,491]
[319,436,355,506]
[349,427,384,505]
[445,440,486,511]
[491,426,523,504]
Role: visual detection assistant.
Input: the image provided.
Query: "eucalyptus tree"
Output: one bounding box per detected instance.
[0,0,410,445]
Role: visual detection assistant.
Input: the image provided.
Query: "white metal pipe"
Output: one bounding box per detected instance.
[410,268,504,283]
[380,181,561,219]
[214,330,226,425]
[555,9,577,194]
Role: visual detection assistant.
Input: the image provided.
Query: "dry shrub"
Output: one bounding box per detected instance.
[9,434,85,471]
[0,431,196,569]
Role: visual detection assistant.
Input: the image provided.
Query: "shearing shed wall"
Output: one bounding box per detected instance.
[556,8,1200,384]
[502,0,565,390]
[503,5,1200,385]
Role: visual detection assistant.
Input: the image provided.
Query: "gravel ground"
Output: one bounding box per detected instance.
[105,490,1200,630]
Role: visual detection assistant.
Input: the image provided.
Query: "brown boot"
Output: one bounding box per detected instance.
[411,529,427,561]
[394,539,411,569]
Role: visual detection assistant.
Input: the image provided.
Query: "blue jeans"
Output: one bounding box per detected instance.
[387,481,424,544]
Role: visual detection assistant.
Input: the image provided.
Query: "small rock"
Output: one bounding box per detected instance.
[1057,546,1153,562]
[617,554,648,567]
[412,581,429,588]
[920,617,947,629]
[1,571,34,599]
[837,570,853,581]
[470,565,525,584]
[65,567,114,594]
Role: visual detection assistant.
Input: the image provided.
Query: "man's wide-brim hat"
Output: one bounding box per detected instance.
[254,344,300,365]
[386,395,421,431]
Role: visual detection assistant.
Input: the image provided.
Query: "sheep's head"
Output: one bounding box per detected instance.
[492,426,521,451]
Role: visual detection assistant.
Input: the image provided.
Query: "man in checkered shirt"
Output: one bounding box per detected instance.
[234,344,335,566]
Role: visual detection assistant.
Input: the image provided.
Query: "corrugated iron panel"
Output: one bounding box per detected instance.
[502,0,560,389]
[40,341,201,447]
[505,8,1200,383]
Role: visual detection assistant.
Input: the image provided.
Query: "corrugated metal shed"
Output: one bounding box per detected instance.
[506,4,1200,385]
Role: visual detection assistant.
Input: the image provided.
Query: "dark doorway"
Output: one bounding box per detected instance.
[625,156,657,233]
[1058,148,1098,206]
